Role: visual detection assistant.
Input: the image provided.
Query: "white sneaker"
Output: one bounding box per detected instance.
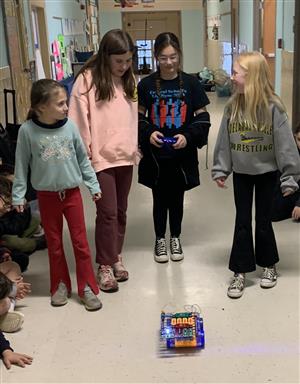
[260,266,277,288]
[170,237,184,261]
[154,238,168,263]
[0,311,24,333]
[227,273,245,298]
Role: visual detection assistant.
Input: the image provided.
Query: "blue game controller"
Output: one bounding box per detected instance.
[162,137,177,144]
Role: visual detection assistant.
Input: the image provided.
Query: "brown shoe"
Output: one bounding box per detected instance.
[113,255,129,282]
[97,265,118,292]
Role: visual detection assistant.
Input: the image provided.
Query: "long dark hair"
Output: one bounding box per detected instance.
[76,29,136,101]
[27,79,65,120]
[153,32,184,100]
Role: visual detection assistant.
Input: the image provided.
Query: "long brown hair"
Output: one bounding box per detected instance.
[27,79,65,120]
[76,29,136,101]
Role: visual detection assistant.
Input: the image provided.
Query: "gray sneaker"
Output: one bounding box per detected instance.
[51,282,69,307]
[260,266,277,288]
[81,286,102,311]
[227,273,245,298]
[154,238,168,263]
[170,237,184,261]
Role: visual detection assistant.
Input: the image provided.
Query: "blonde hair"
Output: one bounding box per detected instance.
[227,51,286,129]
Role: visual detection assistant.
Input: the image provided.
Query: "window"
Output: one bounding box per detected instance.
[221,42,232,76]
[136,39,155,72]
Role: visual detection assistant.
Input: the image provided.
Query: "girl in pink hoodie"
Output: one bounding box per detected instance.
[69,29,139,292]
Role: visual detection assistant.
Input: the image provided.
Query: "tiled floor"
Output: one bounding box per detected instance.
[1,93,299,383]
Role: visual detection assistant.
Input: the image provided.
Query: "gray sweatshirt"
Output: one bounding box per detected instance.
[211,105,300,193]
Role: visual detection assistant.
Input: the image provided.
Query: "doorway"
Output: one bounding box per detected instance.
[30,1,51,79]
[204,1,239,76]
[2,0,33,121]
[122,11,181,74]
[253,0,276,85]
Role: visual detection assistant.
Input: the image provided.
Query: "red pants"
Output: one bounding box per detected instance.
[95,166,133,266]
[37,188,99,297]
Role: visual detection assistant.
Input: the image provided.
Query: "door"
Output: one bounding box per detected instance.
[2,0,33,122]
[261,0,276,84]
[122,11,181,73]
[258,0,276,84]
[30,1,51,80]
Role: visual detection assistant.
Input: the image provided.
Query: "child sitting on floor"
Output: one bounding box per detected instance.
[0,272,33,369]
[271,122,300,222]
[0,176,46,272]
[0,264,31,333]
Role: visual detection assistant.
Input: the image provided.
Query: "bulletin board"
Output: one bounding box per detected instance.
[52,16,85,48]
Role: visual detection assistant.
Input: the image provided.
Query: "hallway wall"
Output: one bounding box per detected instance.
[179,10,205,73]
[44,0,87,51]
[206,0,232,73]
[239,0,253,50]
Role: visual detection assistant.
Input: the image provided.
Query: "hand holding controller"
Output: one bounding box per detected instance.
[162,137,177,144]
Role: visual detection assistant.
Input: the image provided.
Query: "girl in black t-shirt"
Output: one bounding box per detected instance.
[138,32,210,263]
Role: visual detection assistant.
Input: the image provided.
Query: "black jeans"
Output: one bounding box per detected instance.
[229,171,279,273]
[152,160,185,238]
[271,187,300,221]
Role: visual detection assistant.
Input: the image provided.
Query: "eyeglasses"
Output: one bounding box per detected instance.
[157,54,179,64]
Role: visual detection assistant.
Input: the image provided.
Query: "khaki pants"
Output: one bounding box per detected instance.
[1,216,40,253]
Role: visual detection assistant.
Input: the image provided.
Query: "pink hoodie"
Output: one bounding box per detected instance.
[68,70,139,173]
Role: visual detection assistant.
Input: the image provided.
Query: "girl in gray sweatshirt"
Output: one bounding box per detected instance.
[212,51,300,299]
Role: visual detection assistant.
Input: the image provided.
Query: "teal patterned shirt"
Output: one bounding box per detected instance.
[12,118,101,205]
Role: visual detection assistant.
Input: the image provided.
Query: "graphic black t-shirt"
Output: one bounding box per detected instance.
[138,71,210,136]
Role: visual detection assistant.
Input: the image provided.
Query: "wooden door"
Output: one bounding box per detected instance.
[122,11,181,73]
[262,0,276,85]
[231,0,239,64]
[2,0,33,122]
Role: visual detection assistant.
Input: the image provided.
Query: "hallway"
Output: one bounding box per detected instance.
[1,94,299,384]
